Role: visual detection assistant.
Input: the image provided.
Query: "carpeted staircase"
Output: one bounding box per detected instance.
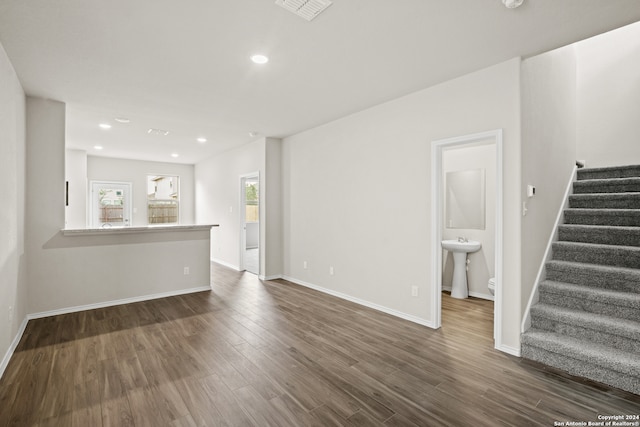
[521,164,640,395]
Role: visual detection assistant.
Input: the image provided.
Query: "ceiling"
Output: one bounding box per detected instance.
[1,0,639,164]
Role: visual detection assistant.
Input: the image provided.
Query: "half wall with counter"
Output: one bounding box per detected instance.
[28,224,218,318]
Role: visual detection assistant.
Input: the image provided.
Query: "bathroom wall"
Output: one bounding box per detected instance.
[442,143,496,300]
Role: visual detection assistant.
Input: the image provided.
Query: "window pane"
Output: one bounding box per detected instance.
[148,175,179,224]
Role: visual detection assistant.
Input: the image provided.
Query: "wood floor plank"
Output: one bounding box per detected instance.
[1,263,639,426]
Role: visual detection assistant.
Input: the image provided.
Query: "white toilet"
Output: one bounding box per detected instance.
[488,277,495,295]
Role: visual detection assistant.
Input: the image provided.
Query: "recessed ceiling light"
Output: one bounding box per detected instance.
[148,128,170,136]
[171,153,179,158]
[99,123,112,129]
[251,54,269,64]
[114,117,130,123]
[94,145,103,150]
[196,137,207,143]
[502,0,524,8]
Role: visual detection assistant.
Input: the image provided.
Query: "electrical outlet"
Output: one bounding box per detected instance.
[303,261,308,269]
[184,267,190,275]
[411,286,418,297]
[329,266,334,276]
[8,306,13,322]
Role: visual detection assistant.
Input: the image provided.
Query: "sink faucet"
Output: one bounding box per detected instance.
[457,236,468,243]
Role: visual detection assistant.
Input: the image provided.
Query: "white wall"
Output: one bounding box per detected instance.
[577,22,640,167]
[282,58,522,351]
[520,45,577,315]
[195,137,283,279]
[26,97,210,315]
[442,143,496,300]
[264,138,283,278]
[65,149,87,229]
[87,156,195,226]
[196,140,265,270]
[0,42,27,374]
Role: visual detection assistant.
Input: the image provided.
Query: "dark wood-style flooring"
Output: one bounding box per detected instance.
[1,264,639,426]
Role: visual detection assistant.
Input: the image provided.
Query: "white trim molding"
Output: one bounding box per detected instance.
[431,129,505,351]
[211,257,240,271]
[521,166,578,333]
[28,286,212,320]
[0,317,29,380]
[282,275,436,329]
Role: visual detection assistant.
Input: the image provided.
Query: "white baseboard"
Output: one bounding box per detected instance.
[441,286,494,301]
[211,257,240,271]
[259,274,283,281]
[496,343,521,357]
[28,285,212,320]
[281,275,435,329]
[0,316,29,380]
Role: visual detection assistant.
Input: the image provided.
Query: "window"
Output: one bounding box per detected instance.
[147,175,179,224]
[245,180,259,222]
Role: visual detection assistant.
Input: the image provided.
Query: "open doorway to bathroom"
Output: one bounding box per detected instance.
[240,173,260,275]
[431,129,503,348]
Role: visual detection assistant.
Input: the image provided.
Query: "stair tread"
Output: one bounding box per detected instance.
[564,208,640,214]
[553,240,640,251]
[547,259,640,274]
[558,224,640,231]
[575,177,640,184]
[540,280,640,306]
[578,164,640,176]
[522,330,640,375]
[570,192,640,198]
[531,302,640,339]
[524,164,640,392]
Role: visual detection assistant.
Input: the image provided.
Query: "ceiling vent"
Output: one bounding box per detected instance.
[275,0,333,21]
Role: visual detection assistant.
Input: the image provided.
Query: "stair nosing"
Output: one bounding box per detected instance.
[531,301,640,337]
[522,330,640,374]
[540,280,640,308]
[552,240,640,252]
[574,177,640,184]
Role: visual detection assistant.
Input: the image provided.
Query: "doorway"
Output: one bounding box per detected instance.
[431,129,503,348]
[89,181,132,228]
[240,173,260,275]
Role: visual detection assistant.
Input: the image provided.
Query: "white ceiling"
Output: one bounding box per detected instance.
[1,0,639,164]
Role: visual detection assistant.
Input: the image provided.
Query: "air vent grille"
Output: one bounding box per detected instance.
[275,0,333,21]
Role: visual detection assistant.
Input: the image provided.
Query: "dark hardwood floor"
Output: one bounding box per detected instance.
[1,264,639,426]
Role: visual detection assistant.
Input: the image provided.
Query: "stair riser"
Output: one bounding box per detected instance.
[521,344,640,395]
[569,196,640,209]
[539,292,640,322]
[558,227,640,247]
[546,265,640,293]
[573,182,640,194]
[578,167,640,181]
[530,315,640,353]
[552,244,640,269]
[564,211,640,226]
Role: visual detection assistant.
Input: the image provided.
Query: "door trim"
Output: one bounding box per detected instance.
[430,129,504,350]
[89,180,133,228]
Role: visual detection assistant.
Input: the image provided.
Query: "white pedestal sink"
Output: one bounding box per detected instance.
[442,239,482,299]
